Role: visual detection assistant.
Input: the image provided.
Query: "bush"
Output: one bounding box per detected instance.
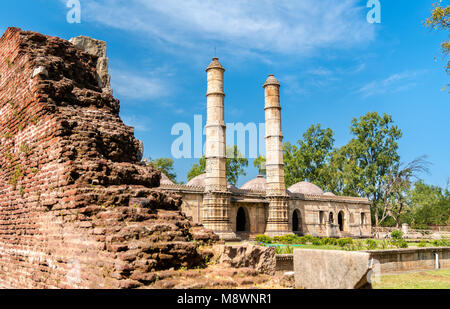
[365,239,378,250]
[275,245,293,254]
[391,230,404,240]
[297,236,308,244]
[392,239,408,248]
[337,238,354,247]
[255,235,272,244]
[432,239,450,247]
[303,235,315,242]
[418,241,428,247]
[312,237,321,246]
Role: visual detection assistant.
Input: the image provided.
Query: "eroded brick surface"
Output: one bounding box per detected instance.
[0,27,218,289]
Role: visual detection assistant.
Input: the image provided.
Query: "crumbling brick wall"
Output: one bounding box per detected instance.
[0,27,217,289]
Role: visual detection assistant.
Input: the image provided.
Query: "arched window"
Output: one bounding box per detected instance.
[361,213,366,225]
[292,209,302,233]
[236,207,249,232]
[319,211,325,225]
[338,211,345,232]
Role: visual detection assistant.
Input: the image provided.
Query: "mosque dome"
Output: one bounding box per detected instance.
[186,173,237,191]
[160,172,175,185]
[240,175,266,191]
[186,173,207,187]
[288,182,324,195]
[323,192,336,197]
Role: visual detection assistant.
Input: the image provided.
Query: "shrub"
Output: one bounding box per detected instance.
[281,234,301,244]
[392,239,408,248]
[297,236,308,244]
[365,239,378,250]
[275,246,294,254]
[391,230,404,240]
[418,241,428,247]
[312,237,321,246]
[302,235,314,243]
[337,238,354,247]
[255,235,272,244]
[320,237,330,245]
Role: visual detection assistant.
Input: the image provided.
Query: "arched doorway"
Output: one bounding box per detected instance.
[236,207,248,232]
[338,211,345,232]
[292,209,302,233]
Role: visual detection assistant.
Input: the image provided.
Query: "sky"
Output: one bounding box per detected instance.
[1,0,449,188]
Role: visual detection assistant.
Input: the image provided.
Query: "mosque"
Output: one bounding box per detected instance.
[158,58,372,240]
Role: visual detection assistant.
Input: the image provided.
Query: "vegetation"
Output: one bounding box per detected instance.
[425,1,450,75]
[255,234,449,252]
[145,157,178,183]
[187,145,248,186]
[373,269,450,289]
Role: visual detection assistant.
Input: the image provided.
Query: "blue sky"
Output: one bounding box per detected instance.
[1,0,449,188]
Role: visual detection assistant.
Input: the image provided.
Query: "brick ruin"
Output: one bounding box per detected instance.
[0,27,221,289]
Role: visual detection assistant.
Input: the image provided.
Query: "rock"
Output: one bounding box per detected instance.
[294,249,373,289]
[215,243,276,275]
[69,35,112,93]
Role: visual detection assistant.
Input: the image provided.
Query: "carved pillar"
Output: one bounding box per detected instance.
[202,58,236,240]
[263,74,291,236]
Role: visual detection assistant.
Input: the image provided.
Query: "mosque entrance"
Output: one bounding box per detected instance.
[236,207,248,232]
[338,211,345,232]
[292,209,302,234]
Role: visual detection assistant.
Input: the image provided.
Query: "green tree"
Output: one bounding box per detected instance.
[283,124,335,188]
[378,156,430,227]
[253,155,266,176]
[336,112,403,226]
[187,145,249,186]
[425,1,450,75]
[406,180,450,227]
[146,157,177,182]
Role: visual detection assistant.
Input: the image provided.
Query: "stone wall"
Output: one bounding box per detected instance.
[366,247,450,273]
[0,27,217,289]
[276,247,450,275]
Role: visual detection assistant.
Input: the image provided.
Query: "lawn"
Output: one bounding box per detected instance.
[373,269,450,289]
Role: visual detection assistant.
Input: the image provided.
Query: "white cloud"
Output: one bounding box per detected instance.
[356,71,423,98]
[83,0,375,57]
[121,114,151,132]
[110,69,170,100]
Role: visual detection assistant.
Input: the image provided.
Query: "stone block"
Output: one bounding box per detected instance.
[294,249,373,289]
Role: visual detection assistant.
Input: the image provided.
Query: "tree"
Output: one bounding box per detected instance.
[337,112,403,226]
[146,157,177,182]
[187,145,249,186]
[283,124,335,188]
[406,180,450,227]
[425,1,450,74]
[378,156,431,227]
[253,155,266,176]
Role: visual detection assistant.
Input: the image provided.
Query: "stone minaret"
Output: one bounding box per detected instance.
[202,58,236,240]
[205,58,227,192]
[263,74,291,236]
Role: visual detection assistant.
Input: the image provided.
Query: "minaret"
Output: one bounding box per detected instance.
[202,58,236,240]
[263,74,291,236]
[205,58,227,192]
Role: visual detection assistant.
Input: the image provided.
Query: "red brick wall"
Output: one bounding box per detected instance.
[0,28,216,289]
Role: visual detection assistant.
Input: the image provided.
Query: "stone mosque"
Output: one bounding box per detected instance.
[159,58,372,240]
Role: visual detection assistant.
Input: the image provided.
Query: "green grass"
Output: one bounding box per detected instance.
[373,269,450,289]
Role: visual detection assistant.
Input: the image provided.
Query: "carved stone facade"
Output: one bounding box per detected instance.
[159,58,372,240]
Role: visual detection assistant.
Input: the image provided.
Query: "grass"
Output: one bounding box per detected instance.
[373,269,450,289]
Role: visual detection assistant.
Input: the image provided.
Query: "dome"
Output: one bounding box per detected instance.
[241,175,266,191]
[186,173,207,187]
[160,173,175,185]
[288,182,323,195]
[186,173,237,191]
[323,192,336,197]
